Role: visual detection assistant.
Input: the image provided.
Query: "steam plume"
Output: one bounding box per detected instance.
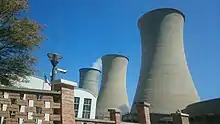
[91,58,102,71]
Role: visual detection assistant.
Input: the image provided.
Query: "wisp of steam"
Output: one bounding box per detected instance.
[91,58,102,71]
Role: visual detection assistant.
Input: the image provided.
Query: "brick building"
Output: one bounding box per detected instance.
[15,76,97,119]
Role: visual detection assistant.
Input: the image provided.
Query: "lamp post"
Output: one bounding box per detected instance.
[47,53,62,82]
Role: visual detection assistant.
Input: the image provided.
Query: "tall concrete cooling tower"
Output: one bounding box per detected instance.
[131,8,200,114]
[79,68,101,97]
[96,54,130,118]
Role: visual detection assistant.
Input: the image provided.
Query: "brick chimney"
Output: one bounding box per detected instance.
[136,101,151,124]
[108,108,121,124]
[52,79,77,124]
[171,110,190,124]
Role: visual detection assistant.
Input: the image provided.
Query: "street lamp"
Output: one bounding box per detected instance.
[47,53,62,82]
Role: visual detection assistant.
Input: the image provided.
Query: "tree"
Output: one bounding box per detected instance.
[0,0,45,86]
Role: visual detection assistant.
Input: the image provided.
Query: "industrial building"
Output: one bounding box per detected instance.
[124,7,201,123]
[10,7,219,124]
[16,76,51,90]
[122,8,219,124]
[16,76,97,119]
[182,98,220,124]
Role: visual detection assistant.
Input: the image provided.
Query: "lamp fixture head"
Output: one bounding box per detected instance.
[47,53,62,67]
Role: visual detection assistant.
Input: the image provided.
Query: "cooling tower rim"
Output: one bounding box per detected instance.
[138,8,185,28]
[101,54,129,61]
[79,68,101,73]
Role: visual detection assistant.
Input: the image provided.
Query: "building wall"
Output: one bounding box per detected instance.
[74,88,97,119]
[0,86,61,124]
[15,76,97,119]
[182,98,220,124]
[16,76,51,90]
[183,98,220,116]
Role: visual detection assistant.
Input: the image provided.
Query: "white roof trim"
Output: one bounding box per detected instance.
[51,79,78,87]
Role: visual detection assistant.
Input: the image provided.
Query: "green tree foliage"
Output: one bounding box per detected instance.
[0,0,45,86]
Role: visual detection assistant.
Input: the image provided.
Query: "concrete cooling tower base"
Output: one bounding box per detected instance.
[96,54,130,119]
[131,8,200,115]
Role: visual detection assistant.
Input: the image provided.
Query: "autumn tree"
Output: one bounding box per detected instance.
[0,0,45,86]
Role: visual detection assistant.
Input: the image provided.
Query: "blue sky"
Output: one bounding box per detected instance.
[29,0,220,105]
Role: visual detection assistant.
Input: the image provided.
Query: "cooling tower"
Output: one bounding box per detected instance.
[96,54,130,118]
[131,8,200,114]
[79,68,101,97]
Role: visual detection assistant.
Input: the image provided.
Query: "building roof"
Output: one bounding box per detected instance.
[75,87,97,98]
[183,98,220,116]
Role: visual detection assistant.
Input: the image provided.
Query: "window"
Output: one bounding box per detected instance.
[3,92,8,98]
[74,97,80,118]
[28,100,34,107]
[45,102,50,108]
[28,112,33,119]
[45,113,50,121]
[2,117,6,124]
[82,98,92,119]
[36,119,42,124]
[19,105,25,112]
[19,118,24,124]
